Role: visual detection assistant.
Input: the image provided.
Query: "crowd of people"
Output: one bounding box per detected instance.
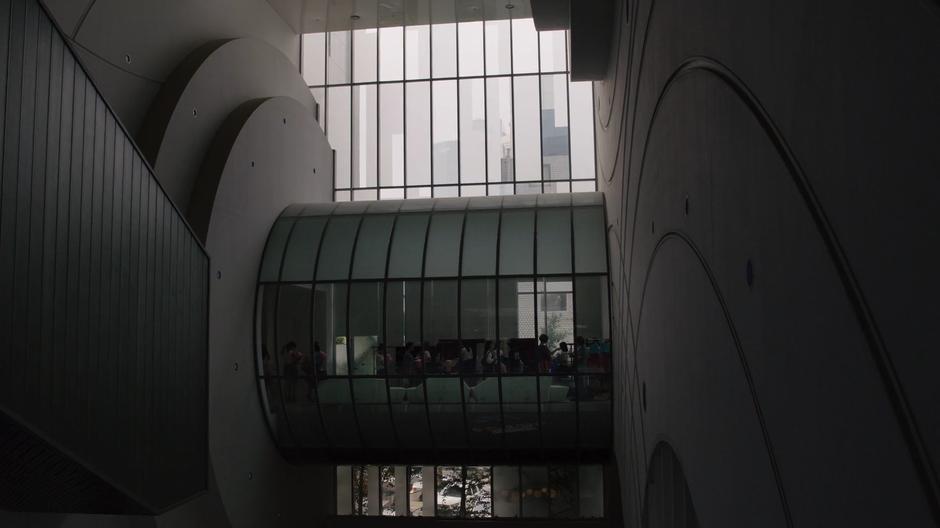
[264,335,611,403]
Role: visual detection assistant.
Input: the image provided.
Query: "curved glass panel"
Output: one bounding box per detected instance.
[318,378,360,447]
[424,212,463,278]
[423,279,458,372]
[349,282,383,375]
[257,194,612,459]
[575,275,610,372]
[353,377,394,448]
[501,376,538,449]
[573,206,607,273]
[536,208,572,275]
[389,376,431,448]
[427,377,466,448]
[351,215,394,279]
[277,283,326,446]
[461,210,498,276]
[281,216,327,282]
[499,210,534,275]
[259,218,293,282]
[388,213,429,278]
[578,374,611,449]
[317,216,361,281]
[313,282,348,375]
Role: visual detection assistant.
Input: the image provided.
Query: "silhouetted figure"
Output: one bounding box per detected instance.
[482,341,497,373]
[282,341,300,402]
[536,334,551,373]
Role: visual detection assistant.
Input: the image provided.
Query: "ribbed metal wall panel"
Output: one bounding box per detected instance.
[0,0,208,513]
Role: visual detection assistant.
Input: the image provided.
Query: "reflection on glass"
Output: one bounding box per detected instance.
[494,466,520,517]
[388,213,429,278]
[579,465,604,518]
[313,283,347,375]
[379,27,404,81]
[549,465,578,518]
[513,76,541,182]
[436,466,463,517]
[486,77,513,183]
[406,81,431,186]
[349,282,383,375]
[511,19,539,74]
[424,212,463,278]
[327,86,351,189]
[536,208,572,274]
[459,78,486,184]
[541,74,570,181]
[405,25,431,79]
[259,218,291,282]
[461,211,499,276]
[521,466,549,517]
[575,275,610,372]
[302,32,325,86]
[432,80,458,185]
[423,280,458,372]
[353,28,377,83]
[352,85,377,189]
[458,21,484,76]
[578,374,611,449]
[465,467,492,517]
[499,210,535,275]
[379,84,405,187]
[351,215,393,279]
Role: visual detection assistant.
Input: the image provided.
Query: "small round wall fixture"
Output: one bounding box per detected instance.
[506,3,515,9]
[350,14,360,20]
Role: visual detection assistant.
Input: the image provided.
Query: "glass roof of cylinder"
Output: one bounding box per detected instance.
[261,192,606,283]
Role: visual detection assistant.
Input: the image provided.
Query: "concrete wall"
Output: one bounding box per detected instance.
[2,0,333,526]
[41,0,299,137]
[597,0,940,526]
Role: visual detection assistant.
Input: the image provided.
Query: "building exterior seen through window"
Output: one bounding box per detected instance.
[336,464,605,518]
[301,8,596,201]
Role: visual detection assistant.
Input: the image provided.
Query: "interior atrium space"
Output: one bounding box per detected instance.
[1,0,939,527]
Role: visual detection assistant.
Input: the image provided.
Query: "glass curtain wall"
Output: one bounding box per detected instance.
[301,6,596,200]
[336,463,604,519]
[256,194,611,455]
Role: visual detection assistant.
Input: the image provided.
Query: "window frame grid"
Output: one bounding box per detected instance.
[300,9,594,199]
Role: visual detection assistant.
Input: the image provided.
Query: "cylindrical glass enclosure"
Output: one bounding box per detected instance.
[256,193,611,463]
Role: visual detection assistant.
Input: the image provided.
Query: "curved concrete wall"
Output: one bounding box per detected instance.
[137,37,315,216]
[41,0,298,136]
[164,95,332,528]
[598,0,940,526]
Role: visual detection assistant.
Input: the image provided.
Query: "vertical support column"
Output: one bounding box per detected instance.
[423,466,436,516]
[368,466,382,516]
[395,465,409,516]
[336,466,352,515]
